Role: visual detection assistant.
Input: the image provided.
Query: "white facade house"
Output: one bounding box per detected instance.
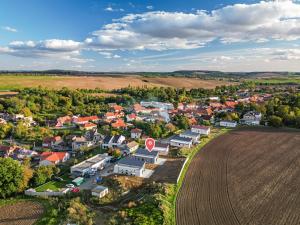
[72,136,94,151]
[114,157,145,177]
[133,148,159,164]
[140,101,174,110]
[220,120,237,128]
[131,129,142,139]
[170,136,193,148]
[241,111,262,125]
[70,154,111,176]
[179,130,200,143]
[191,125,211,135]
[153,142,169,155]
[91,186,109,198]
[102,135,125,149]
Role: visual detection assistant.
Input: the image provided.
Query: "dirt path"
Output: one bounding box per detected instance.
[0,201,44,225]
[176,127,300,225]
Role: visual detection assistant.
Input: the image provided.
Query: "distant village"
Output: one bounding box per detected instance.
[0,88,272,196]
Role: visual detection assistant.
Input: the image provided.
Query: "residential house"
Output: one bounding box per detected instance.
[124,141,139,154]
[131,128,142,139]
[153,142,169,155]
[42,136,63,149]
[102,135,125,149]
[55,115,72,127]
[220,120,237,128]
[104,112,117,121]
[0,118,7,125]
[73,116,99,125]
[170,136,193,148]
[113,157,146,177]
[84,129,102,143]
[39,152,70,166]
[140,101,174,110]
[241,111,262,125]
[80,122,97,131]
[92,186,109,198]
[13,149,38,160]
[111,119,127,129]
[111,135,126,148]
[179,130,200,143]
[126,113,137,122]
[0,145,17,157]
[133,148,159,164]
[191,125,211,135]
[72,136,94,152]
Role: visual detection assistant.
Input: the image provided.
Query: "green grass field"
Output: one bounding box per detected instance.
[253,77,300,85]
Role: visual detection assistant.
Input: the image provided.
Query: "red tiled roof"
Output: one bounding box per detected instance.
[112,119,126,128]
[40,152,67,162]
[131,128,142,133]
[113,105,123,111]
[192,125,210,130]
[74,116,99,123]
[82,122,97,128]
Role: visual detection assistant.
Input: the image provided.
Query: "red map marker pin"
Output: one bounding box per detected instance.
[145,138,155,152]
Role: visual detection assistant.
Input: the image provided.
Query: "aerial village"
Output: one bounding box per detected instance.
[0,88,271,200]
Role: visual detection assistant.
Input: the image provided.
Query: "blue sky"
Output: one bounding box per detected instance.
[1,0,300,72]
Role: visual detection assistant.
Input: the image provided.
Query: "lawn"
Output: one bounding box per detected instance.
[253,77,300,85]
[35,181,66,192]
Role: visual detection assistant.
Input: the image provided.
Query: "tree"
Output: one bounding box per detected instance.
[269,115,283,127]
[18,158,33,192]
[0,123,13,139]
[32,165,55,186]
[21,107,32,117]
[0,158,24,198]
[67,197,94,225]
[113,149,121,158]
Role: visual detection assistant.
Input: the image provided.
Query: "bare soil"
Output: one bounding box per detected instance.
[150,157,186,184]
[0,75,233,90]
[0,201,44,225]
[176,127,300,225]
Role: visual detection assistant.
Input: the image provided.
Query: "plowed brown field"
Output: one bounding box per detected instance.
[0,201,44,225]
[176,127,300,225]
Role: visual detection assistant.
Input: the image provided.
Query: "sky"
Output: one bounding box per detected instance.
[1,0,300,72]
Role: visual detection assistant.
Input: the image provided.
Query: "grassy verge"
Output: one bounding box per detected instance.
[161,128,229,225]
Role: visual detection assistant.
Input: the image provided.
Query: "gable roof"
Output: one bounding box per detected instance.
[192,125,210,130]
[40,152,68,162]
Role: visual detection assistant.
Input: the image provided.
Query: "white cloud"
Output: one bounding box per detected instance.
[86,0,300,51]
[99,51,121,59]
[105,6,124,12]
[2,26,18,32]
[0,39,93,63]
[146,5,154,10]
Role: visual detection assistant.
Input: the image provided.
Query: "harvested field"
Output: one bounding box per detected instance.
[0,201,44,225]
[150,157,186,184]
[0,75,233,90]
[176,127,300,225]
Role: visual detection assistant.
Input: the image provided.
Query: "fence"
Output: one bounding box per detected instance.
[25,188,70,197]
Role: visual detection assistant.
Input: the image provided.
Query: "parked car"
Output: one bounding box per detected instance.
[66,183,75,188]
[71,187,80,193]
[53,176,64,182]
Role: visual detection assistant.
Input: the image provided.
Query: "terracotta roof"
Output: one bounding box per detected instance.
[192,125,210,130]
[113,105,123,111]
[127,113,137,119]
[112,119,126,128]
[131,128,142,133]
[105,112,115,117]
[40,152,68,162]
[74,116,99,123]
[82,122,97,128]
